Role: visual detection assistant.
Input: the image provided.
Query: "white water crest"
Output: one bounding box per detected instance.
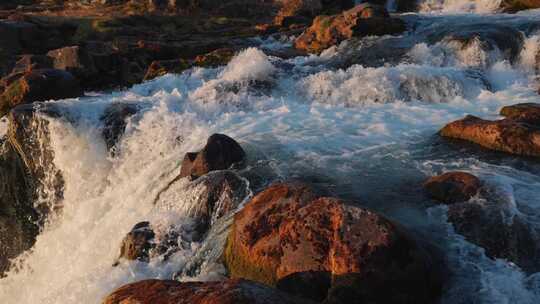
[2,8,540,304]
[419,0,503,13]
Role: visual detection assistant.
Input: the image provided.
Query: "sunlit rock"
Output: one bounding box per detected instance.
[224,183,443,303]
[294,3,406,53]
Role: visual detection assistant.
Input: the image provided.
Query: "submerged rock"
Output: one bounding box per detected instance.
[424,171,540,272]
[294,4,406,54]
[102,278,315,304]
[224,183,443,303]
[426,24,524,64]
[440,113,540,157]
[116,221,155,263]
[100,103,138,153]
[424,172,481,204]
[180,134,246,179]
[0,69,83,117]
[447,198,540,273]
[115,170,248,264]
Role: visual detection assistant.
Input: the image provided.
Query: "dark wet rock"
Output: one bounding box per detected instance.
[500,103,540,124]
[0,139,38,276]
[0,69,83,117]
[446,195,540,273]
[180,134,245,179]
[440,114,540,157]
[143,59,191,81]
[0,18,76,55]
[116,221,155,263]
[100,103,138,153]
[294,4,406,54]
[8,103,64,214]
[427,24,524,63]
[47,46,98,81]
[11,54,53,74]
[47,43,136,90]
[155,170,249,234]
[424,172,481,204]
[143,48,235,81]
[116,170,249,265]
[194,48,235,68]
[102,278,315,304]
[500,0,540,12]
[0,102,69,275]
[224,183,443,304]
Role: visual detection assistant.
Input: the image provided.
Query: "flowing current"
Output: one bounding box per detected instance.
[2,2,540,304]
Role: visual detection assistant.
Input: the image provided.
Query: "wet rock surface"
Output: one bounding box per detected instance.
[440,106,540,157]
[424,172,481,204]
[294,4,406,53]
[447,197,540,273]
[102,278,315,304]
[0,140,38,276]
[224,183,443,304]
[180,134,246,179]
[100,102,138,153]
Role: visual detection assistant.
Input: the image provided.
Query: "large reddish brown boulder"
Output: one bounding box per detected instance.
[224,183,443,303]
[424,172,481,204]
[0,69,83,117]
[102,278,314,304]
[294,4,406,53]
[180,134,245,179]
[439,114,540,157]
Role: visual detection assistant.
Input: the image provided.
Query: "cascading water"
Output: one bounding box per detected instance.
[2,3,540,304]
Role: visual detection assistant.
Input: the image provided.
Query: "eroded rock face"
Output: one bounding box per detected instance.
[424,172,481,204]
[0,69,83,117]
[440,114,540,157]
[294,4,406,53]
[224,183,443,303]
[180,134,246,179]
[102,279,315,304]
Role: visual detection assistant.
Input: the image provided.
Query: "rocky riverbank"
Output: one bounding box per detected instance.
[2,1,540,304]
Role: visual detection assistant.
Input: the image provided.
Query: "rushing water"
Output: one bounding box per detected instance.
[2,2,540,304]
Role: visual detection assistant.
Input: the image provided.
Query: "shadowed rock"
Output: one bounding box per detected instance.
[180,134,245,179]
[424,172,481,204]
[0,69,83,117]
[0,139,38,276]
[102,279,315,304]
[100,103,138,153]
[224,183,443,304]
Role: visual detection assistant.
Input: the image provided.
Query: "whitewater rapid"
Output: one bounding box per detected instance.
[2,3,540,304]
